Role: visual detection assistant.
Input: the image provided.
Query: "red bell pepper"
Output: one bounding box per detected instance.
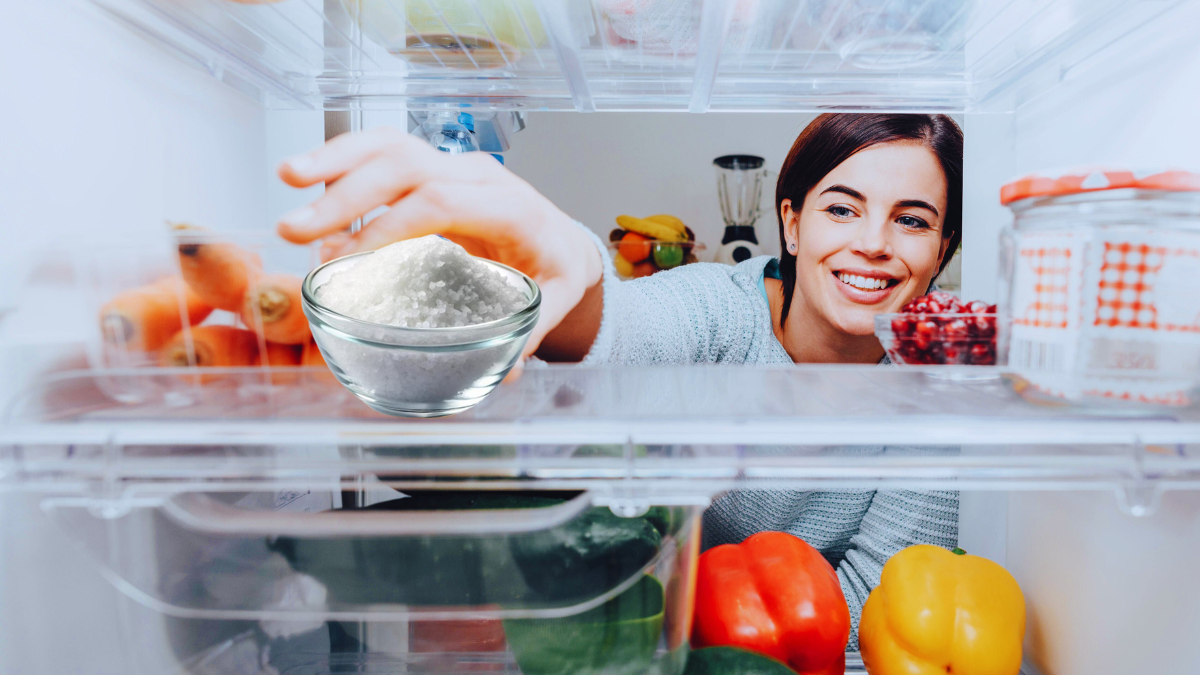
[692,531,850,675]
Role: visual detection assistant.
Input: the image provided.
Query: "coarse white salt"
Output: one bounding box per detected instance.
[317,236,529,327]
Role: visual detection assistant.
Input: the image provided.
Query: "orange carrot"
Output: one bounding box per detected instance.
[173,223,262,312]
[241,273,310,344]
[100,276,213,352]
[302,339,326,366]
[302,338,339,383]
[256,341,302,367]
[160,325,259,368]
[256,341,303,385]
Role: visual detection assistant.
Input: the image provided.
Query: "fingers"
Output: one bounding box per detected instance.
[279,155,425,243]
[277,126,413,188]
[278,136,508,244]
[319,233,351,262]
[324,189,453,258]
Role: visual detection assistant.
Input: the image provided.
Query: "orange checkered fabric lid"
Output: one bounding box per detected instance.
[1001,168,1200,206]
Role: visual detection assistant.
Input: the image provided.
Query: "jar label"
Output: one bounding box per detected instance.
[1008,228,1200,405]
[1009,231,1085,374]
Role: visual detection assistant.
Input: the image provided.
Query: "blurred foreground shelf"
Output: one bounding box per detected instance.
[3,365,1198,500]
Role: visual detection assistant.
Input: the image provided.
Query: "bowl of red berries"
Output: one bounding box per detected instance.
[875,291,1000,368]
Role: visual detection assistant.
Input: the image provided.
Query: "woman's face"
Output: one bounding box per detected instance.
[781,141,951,337]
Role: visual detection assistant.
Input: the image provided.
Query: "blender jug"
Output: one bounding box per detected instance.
[714,155,767,265]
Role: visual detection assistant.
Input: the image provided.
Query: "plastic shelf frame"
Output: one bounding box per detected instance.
[83,0,1190,112]
[4,365,1199,508]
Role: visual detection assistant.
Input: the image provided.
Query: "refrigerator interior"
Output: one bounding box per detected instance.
[3,1,1200,674]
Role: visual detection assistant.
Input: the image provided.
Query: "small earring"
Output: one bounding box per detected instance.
[788,243,796,252]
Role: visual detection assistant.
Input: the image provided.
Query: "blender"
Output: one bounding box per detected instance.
[713,155,768,265]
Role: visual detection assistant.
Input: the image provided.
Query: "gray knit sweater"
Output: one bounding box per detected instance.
[581,242,958,650]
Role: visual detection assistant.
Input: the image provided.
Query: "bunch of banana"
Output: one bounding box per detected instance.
[616,214,688,242]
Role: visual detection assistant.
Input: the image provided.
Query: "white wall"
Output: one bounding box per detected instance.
[505,112,819,260]
[1008,491,1200,675]
[0,1,271,672]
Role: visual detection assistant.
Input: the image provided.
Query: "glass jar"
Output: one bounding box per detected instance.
[999,169,1200,407]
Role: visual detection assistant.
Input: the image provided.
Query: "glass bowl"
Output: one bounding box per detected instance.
[875,312,1000,366]
[302,252,540,417]
[606,240,705,280]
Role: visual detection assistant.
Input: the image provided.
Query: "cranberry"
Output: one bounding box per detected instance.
[942,341,968,364]
[969,343,995,365]
[969,315,996,338]
[943,318,970,340]
[905,348,932,365]
[915,319,940,340]
[925,341,945,363]
[928,291,963,313]
[967,300,991,314]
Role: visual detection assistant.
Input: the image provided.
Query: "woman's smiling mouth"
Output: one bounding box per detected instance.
[831,269,900,304]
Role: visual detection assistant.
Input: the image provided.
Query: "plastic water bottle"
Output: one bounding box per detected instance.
[420,111,479,154]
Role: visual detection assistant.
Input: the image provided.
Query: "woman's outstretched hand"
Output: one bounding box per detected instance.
[276,127,603,359]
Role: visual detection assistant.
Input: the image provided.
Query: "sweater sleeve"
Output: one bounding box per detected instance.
[837,488,959,651]
[576,224,757,366]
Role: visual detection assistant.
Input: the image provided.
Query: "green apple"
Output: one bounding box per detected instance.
[653,243,684,270]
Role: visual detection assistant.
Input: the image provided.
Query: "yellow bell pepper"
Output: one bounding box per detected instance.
[859,545,1026,675]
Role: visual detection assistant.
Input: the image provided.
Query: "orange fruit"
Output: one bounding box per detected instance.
[618,232,652,263]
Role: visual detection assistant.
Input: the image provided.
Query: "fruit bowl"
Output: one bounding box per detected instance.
[608,214,704,279]
[874,292,1000,367]
[876,312,998,365]
[607,239,705,279]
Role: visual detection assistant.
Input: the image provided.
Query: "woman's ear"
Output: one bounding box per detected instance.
[937,236,953,270]
[781,199,800,255]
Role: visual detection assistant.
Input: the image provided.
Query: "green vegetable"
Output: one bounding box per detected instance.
[510,507,662,603]
[683,647,798,675]
[270,492,664,608]
[268,491,572,606]
[653,243,685,270]
[505,575,664,675]
[269,523,518,606]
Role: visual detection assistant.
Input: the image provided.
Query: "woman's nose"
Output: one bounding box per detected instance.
[850,218,892,259]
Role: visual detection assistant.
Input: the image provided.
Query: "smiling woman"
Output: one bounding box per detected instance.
[770,114,963,364]
[276,113,964,648]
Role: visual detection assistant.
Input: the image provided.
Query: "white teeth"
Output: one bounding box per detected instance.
[838,272,889,291]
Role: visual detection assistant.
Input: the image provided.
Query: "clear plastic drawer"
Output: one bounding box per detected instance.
[42,486,702,675]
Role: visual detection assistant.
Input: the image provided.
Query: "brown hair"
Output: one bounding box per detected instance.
[775,113,963,323]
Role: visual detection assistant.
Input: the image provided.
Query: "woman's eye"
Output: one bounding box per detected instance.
[826,205,855,219]
[897,215,930,229]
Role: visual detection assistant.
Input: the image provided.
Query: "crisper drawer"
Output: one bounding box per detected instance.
[43,487,701,675]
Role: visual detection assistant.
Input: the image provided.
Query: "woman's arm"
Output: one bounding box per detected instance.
[276,127,603,360]
[534,275,604,362]
[577,238,760,366]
